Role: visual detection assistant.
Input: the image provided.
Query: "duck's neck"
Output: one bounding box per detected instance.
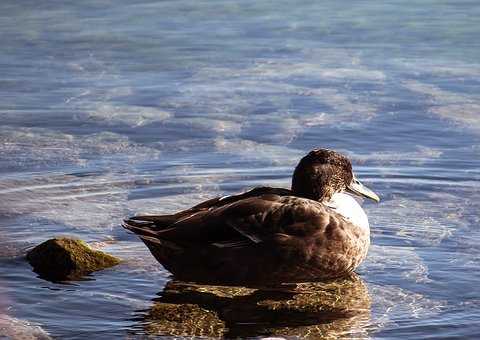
[292,187,333,202]
[324,193,370,232]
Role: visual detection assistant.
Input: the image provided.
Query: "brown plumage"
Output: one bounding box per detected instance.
[123,149,379,285]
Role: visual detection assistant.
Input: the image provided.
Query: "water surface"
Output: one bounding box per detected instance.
[1,0,480,338]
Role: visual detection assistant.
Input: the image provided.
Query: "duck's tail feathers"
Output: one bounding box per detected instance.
[123,218,184,255]
[122,217,159,237]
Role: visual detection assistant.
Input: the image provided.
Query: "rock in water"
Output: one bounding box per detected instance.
[26,238,120,281]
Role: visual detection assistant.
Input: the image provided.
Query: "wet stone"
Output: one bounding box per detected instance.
[26,237,120,281]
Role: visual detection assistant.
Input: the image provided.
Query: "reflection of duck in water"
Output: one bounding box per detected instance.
[136,274,371,338]
[123,149,379,285]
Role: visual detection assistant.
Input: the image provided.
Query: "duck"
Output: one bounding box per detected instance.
[123,148,380,286]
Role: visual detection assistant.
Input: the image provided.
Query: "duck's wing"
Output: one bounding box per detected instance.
[124,192,334,251]
[123,186,293,230]
[191,186,293,209]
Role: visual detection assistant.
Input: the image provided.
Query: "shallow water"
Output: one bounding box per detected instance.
[1,0,480,338]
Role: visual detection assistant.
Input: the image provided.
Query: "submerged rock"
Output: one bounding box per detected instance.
[26,237,120,281]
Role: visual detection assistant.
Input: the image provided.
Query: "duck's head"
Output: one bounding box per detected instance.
[291,149,380,203]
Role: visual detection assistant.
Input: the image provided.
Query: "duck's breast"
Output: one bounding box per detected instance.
[326,193,370,233]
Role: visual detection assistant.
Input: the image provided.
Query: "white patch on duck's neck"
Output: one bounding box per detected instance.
[325,192,370,232]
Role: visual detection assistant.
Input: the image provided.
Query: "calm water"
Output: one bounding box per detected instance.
[1,0,480,338]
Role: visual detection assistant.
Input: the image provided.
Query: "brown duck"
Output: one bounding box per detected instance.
[123,149,380,285]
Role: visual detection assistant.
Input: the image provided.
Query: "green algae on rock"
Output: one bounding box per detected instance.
[26,237,120,281]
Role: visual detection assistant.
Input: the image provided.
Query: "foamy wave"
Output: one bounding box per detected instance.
[0,236,26,258]
[393,59,480,78]
[77,104,172,127]
[0,314,51,340]
[403,80,480,132]
[0,172,134,231]
[166,55,382,143]
[366,245,432,284]
[369,194,459,248]
[199,61,381,101]
[195,50,386,82]
[62,48,382,144]
[345,146,443,165]
[0,127,160,170]
[126,194,211,216]
[214,138,302,165]
[369,284,446,329]
[403,80,468,103]
[0,159,245,235]
[63,54,172,128]
[171,116,243,135]
[431,103,480,130]
[249,62,386,81]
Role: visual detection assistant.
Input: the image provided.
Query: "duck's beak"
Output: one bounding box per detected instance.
[346,177,380,202]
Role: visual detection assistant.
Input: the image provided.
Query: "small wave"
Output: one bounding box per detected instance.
[0,127,160,171]
[366,245,432,284]
[369,284,446,330]
[368,193,462,248]
[393,58,480,78]
[76,104,172,127]
[195,52,386,82]
[403,80,480,133]
[345,146,443,166]
[214,138,302,165]
[0,314,51,340]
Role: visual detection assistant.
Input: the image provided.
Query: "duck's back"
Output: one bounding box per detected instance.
[123,187,370,285]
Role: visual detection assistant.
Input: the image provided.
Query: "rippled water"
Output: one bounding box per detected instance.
[1,0,479,338]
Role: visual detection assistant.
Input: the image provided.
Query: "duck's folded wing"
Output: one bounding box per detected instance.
[190,186,293,210]
[125,194,330,250]
[123,186,293,234]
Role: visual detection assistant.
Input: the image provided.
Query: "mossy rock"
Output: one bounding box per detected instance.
[26,237,120,281]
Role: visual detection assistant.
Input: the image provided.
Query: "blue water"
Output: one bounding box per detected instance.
[1,0,480,338]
